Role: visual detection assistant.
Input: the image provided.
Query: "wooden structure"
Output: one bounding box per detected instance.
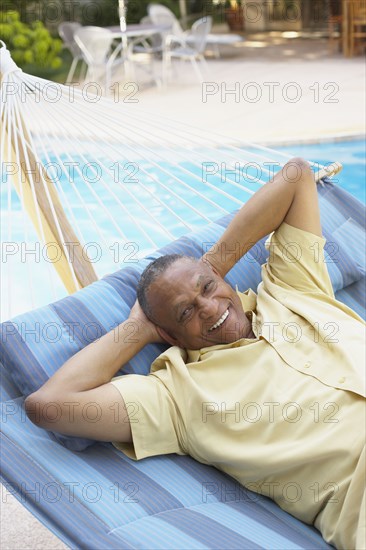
[328,0,343,53]
[341,0,366,56]
[348,0,366,55]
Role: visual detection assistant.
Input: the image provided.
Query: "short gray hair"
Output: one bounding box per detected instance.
[137,254,197,320]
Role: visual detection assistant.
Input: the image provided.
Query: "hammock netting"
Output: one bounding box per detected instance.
[0,43,340,320]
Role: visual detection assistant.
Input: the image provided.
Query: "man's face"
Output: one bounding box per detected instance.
[147,258,253,350]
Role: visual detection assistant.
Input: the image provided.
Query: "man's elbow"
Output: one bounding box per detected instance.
[24,390,57,430]
[287,157,313,183]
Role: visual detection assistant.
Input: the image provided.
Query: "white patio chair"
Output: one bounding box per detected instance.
[162,16,212,85]
[149,6,244,60]
[73,26,124,93]
[148,4,187,41]
[58,22,84,84]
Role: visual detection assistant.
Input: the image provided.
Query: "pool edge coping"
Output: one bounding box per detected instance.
[255,133,365,147]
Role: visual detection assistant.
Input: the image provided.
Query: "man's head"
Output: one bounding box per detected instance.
[137,254,252,350]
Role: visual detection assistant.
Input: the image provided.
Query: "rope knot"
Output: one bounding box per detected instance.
[0,42,22,79]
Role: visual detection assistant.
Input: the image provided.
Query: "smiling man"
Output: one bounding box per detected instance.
[25,158,365,550]
[136,253,256,349]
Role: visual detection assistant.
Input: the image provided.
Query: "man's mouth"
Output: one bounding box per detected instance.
[208,308,229,332]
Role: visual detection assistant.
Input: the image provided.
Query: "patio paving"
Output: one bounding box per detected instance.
[134,32,365,144]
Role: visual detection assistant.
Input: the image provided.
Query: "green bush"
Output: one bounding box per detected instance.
[0,10,62,69]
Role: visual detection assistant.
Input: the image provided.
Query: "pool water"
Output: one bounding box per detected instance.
[50,138,366,253]
[1,138,365,320]
[278,139,365,204]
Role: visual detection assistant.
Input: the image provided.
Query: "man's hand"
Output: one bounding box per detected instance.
[129,300,168,345]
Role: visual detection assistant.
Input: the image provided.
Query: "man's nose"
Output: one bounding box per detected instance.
[197,296,217,319]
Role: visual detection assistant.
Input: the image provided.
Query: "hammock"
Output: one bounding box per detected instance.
[0,41,342,321]
[1,42,365,549]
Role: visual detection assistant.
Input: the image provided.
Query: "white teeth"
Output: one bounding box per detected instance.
[208,309,229,331]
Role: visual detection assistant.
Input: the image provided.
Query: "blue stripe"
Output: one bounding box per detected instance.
[226,499,330,548]
[251,493,333,548]
[333,217,365,273]
[8,306,81,380]
[1,397,338,549]
[323,226,362,290]
[336,276,366,320]
[78,446,184,516]
[0,322,46,396]
[1,432,134,549]
[319,178,365,227]
[145,235,203,260]
[159,507,263,549]
[194,501,305,549]
[52,297,106,348]
[1,400,145,522]
[102,267,140,308]
[0,361,22,402]
[166,454,245,502]
[110,451,241,509]
[111,514,208,549]
[185,223,226,254]
[74,280,131,331]
[319,194,351,233]
[225,257,263,292]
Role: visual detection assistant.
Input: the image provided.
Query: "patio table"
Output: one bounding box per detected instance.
[108,23,169,38]
[106,24,168,85]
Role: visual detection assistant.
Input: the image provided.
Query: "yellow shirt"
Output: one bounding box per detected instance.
[111,222,366,549]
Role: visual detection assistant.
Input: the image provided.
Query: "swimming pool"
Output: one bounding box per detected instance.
[1,138,365,321]
[278,139,365,204]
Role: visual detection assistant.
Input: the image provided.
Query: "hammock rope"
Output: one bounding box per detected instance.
[31,112,117,255]
[26,80,180,244]
[13,86,83,293]
[0,42,342,320]
[31,86,225,227]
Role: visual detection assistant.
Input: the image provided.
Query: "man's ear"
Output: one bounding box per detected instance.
[156,326,181,347]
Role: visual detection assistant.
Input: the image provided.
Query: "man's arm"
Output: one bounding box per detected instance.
[203,157,322,278]
[24,304,164,442]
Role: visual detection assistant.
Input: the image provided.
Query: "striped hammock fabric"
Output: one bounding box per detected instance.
[1,180,365,548]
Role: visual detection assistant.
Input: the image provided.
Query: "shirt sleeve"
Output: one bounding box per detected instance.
[262,222,335,298]
[109,373,186,460]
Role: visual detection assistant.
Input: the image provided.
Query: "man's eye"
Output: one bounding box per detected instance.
[204,280,213,293]
[181,307,192,320]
